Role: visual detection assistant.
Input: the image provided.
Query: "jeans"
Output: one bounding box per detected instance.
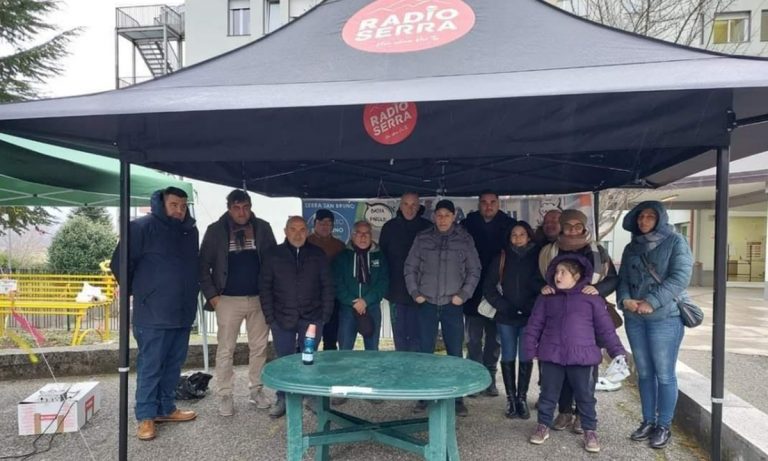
[625,315,685,427]
[497,323,526,362]
[270,319,324,400]
[418,303,464,358]
[538,362,597,430]
[133,326,191,421]
[392,302,421,352]
[465,315,500,371]
[338,304,381,351]
[214,295,269,396]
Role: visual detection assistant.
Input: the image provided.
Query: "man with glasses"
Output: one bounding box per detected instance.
[199,189,277,417]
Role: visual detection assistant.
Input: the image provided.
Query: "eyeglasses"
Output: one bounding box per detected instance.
[563,223,585,232]
[354,231,372,236]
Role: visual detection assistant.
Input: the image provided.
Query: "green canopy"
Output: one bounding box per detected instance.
[0,134,193,206]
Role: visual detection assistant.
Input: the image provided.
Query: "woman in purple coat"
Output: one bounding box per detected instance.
[523,254,626,454]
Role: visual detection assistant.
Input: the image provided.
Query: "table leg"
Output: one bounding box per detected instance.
[315,396,330,461]
[426,400,448,461]
[446,400,459,461]
[285,393,304,461]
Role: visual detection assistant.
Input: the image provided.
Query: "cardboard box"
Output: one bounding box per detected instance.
[17,382,101,435]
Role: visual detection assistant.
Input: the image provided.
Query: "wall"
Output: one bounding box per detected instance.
[186,0,262,65]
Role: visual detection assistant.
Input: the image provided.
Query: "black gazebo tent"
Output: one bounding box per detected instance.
[1,0,767,458]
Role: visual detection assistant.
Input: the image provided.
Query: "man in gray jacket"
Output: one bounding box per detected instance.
[404,199,481,416]
[199,189,277,417]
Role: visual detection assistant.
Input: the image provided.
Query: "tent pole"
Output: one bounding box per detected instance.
[118,159,131,461]
[711,146,729,461]
[592,191,600,238]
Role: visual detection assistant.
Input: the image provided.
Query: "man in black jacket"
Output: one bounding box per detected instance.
[379,192,431,351]
[462,190,515,397]
[199,189,277,417]
[259,216,334,418]
[110,187,199,441]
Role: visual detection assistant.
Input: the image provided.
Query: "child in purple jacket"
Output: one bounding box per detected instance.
[523,253,626,453]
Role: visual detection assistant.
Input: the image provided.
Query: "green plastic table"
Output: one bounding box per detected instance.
[262,350,490,461]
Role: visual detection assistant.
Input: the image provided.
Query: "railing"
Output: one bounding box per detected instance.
[116,4,184,35]
[118,76,154,88]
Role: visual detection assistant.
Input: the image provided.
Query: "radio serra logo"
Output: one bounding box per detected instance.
[342,0,476,53]
[363,102,418,145]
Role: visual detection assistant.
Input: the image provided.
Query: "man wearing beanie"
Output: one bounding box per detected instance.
[308,209,345,350]
[405,199,481,417]
[461,190,515,397]
[537,207,618,433]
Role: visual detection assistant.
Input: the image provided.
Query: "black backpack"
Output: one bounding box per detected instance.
[175,371,213,400]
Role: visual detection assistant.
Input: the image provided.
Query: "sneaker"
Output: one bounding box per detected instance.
[218,395,234,416]
[649,426,671,449]
[584,430,600,453]
[630,421,656,441]
[412,400,428,414]
[572,415,584,434]
[331,397,349,406]
[249,388,271,409]
[455,400,468,417]
[529,424,550,445]
[269,399,286,418]
[595,377,622,392]
[552,412,574,431]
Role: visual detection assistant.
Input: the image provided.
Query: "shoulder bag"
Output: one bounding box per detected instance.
[640,254,703,328]
[478,251,506,319]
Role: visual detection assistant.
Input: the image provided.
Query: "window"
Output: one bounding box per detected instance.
[265,0,280,34]
[712,12,750,44]
[228,0,251,36]
[762,10,768,41]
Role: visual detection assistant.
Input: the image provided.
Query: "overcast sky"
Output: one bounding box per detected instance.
[41,0,162,98]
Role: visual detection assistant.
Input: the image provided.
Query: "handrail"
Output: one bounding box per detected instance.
[116,4,184,34]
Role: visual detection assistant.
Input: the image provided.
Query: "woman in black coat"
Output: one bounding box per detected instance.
[483,221,545,419]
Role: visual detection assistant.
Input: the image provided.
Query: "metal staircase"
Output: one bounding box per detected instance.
[115,5,185,88]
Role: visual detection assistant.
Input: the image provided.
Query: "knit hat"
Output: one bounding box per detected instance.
[315,209,334,222]
[559,209,588,227]
[434,199,455,214]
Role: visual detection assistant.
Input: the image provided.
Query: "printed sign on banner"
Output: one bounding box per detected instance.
[302,194,594,244]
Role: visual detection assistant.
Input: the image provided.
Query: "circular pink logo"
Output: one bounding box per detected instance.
[342,0,476,53]
[363,102,418,145]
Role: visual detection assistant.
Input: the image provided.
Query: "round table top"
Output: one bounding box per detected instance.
[262,350,491,400]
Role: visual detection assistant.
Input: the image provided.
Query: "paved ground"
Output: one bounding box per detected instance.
[1,286,765,460]
[0,364,706,461]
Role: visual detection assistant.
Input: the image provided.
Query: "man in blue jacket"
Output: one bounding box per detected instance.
[111,187,199,441]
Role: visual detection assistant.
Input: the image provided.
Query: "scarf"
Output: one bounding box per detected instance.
[631,224,674,253]
[509,242,536,257]
[228,217,254,253]
[352,244,370,285]
[556,231,592,252]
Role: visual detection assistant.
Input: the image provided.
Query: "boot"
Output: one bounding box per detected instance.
[516,361,533,420]
[500,361,517,418]
[484,366,500,397]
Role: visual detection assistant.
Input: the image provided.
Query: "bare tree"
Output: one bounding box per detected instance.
[597,189,643,241]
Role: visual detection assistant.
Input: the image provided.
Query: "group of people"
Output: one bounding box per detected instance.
[113,186,693,455]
